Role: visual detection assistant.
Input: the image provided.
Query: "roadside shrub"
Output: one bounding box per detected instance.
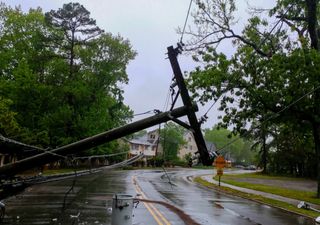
[147,157,164,167]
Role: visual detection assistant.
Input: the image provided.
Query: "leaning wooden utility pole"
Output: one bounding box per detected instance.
[0,105,194,177]
[167,44,214,166]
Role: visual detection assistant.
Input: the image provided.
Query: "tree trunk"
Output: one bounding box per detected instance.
[312,122,320,197]
[306,0,320,197]
[70,29,75,78]
[261,135,268,174]
[306,0,319,50]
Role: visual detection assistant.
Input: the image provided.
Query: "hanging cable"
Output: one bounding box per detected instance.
[163,76,175,111]
[74,151,129,160]
[163,88,171,111]
[199,95,224,124]
[180,0,193,43]
[133,110,154,117]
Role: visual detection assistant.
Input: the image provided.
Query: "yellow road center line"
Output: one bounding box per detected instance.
[148,199,171,225]
[132,176,171,225]
[137,186,170,225]
[141,198,164,225]
[133,177,163,225]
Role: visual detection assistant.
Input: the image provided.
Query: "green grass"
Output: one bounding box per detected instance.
[223,172,314,181]
[216,174,320,205]
[194,177,319,218]
[192,165,214,169]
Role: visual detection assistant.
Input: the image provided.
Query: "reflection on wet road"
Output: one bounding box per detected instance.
[134,169,314,225]
[3,171,128,224]
[1,168,315,225]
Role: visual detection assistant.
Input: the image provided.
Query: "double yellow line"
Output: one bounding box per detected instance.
[132,176,171,225]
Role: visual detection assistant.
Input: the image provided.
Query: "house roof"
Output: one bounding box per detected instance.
[128,136,155,146]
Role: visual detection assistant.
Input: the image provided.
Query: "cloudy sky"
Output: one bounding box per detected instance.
[3,0,276,129]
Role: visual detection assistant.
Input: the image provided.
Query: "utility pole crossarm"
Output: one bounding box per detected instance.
[167,45,213,166]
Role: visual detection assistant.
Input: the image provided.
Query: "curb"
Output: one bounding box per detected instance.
[194,175,317,221]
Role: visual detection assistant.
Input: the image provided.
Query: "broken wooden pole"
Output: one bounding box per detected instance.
[167,45,212,166]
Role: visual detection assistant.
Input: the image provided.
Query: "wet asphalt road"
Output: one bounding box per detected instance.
[1,168,316,225]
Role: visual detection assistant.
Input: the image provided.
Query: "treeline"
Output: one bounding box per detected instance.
[0,3,136,156]
[204,127,257,166]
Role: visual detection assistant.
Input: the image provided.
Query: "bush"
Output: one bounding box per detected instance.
[171,159,187,167]
[122,165,134,170]
[147,157,164,167]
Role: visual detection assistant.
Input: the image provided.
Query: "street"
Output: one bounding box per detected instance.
[1,168,315,225]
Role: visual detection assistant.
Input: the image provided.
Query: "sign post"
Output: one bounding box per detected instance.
[214,156,226,186]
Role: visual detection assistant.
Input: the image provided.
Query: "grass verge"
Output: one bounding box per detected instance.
[216,174,320,205]
[222,172,314,181]
[194,176,319,219]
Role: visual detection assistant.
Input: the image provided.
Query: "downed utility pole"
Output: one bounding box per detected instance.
[0,105,195,177]
[167,44,215,166]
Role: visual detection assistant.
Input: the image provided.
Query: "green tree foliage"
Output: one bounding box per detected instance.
[0,3,136,156]
[204,127,257,165]
[186,0,320,196]
[268,123,316,177]
[160,122,186,162]
[0,97,21,138]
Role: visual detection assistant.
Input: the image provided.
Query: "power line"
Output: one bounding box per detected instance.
[133,110,154,117]
[180,0,193,43]
[163,76,174,111]
[252,6,290,54]
[74,151,129,160]
[133,109,161,117]
[164,88,171,111]
[202,95,223,118]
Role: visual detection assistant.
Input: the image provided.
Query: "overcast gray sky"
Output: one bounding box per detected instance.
[3,0,276,129]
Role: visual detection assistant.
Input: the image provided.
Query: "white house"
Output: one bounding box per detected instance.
[177,131,217,160]
[127,129,162,159]
[178,131,197,159]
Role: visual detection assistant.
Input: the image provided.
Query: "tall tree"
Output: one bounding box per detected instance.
[0,3,136,157]
[45,2,103,78]
[185,0,320,196]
